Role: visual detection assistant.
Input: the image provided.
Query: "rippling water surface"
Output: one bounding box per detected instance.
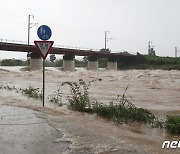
[0,67,180,153]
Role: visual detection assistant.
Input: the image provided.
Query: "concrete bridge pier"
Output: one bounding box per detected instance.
[30,52,42,71]
[63,55,75,71]
[87,56,98,70]
[107,57,117,70]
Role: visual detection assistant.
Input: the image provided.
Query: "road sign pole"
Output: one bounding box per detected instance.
[35,25,53,107]
[34,41,54,107]
[43,59,45,106]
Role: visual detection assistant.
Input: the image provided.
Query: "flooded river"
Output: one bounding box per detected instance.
[0,67,179,153]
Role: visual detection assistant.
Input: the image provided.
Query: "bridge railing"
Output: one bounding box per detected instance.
[0,38,100,52]
[53,44,100,52]
[0,38,28,45]
[0,38,136,55]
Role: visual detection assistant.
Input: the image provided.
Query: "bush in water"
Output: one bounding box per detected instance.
[165,116,180,134]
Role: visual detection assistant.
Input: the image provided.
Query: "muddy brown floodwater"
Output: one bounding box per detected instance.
[0,67,180,153]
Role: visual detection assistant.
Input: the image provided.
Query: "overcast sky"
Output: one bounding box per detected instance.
[0,0,180,59]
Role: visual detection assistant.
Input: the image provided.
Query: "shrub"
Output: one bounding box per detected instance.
[165,116,180,134]
[92,102,155,124]
[92,102,114,118]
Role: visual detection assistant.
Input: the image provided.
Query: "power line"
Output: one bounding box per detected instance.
[0,12,27,25]
[0,12,110,46]
[0,12,26,19]
[1,18,27,25]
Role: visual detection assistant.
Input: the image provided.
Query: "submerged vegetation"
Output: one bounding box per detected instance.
[0,81,180,134]
[0,85,18,91]
[48,87,63,106]
[20,86,42,99]
[0,85,42,99]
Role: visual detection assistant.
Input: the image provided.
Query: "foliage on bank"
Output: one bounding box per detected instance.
[1,55,180,70]
[0,59,28,66]
[117,55,180,70]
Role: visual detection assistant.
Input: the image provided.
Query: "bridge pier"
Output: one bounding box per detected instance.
[30,52,42,71]
[87,56,98,70]
[107,57,117,70]
[63,55,75,71]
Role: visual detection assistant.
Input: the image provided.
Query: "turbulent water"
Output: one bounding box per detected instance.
[0,66,180,153]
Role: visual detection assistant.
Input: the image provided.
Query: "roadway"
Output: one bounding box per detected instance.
[0,105,70,154]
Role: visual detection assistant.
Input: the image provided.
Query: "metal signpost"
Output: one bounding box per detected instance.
[34,25,54,106]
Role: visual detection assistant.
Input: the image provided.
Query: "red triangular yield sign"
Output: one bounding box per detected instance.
[34,41,54,60]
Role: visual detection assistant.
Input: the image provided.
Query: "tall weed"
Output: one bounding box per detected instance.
[48,87,63,106]
[62,79,91,112]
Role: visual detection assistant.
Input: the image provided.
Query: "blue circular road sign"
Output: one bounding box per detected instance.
[37,25,52,40]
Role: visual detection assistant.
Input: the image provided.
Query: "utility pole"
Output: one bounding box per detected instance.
[27,15,38,59]
[28,15,31,45]
[148,41,156,56]
[105,31,107,49]
[28,15,38,45]
[175,47,178,58]
[105,31,108,49]
[148,41,152,54]
[104,31,113,50]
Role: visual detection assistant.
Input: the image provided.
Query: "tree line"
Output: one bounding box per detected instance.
[0,55,180,70]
